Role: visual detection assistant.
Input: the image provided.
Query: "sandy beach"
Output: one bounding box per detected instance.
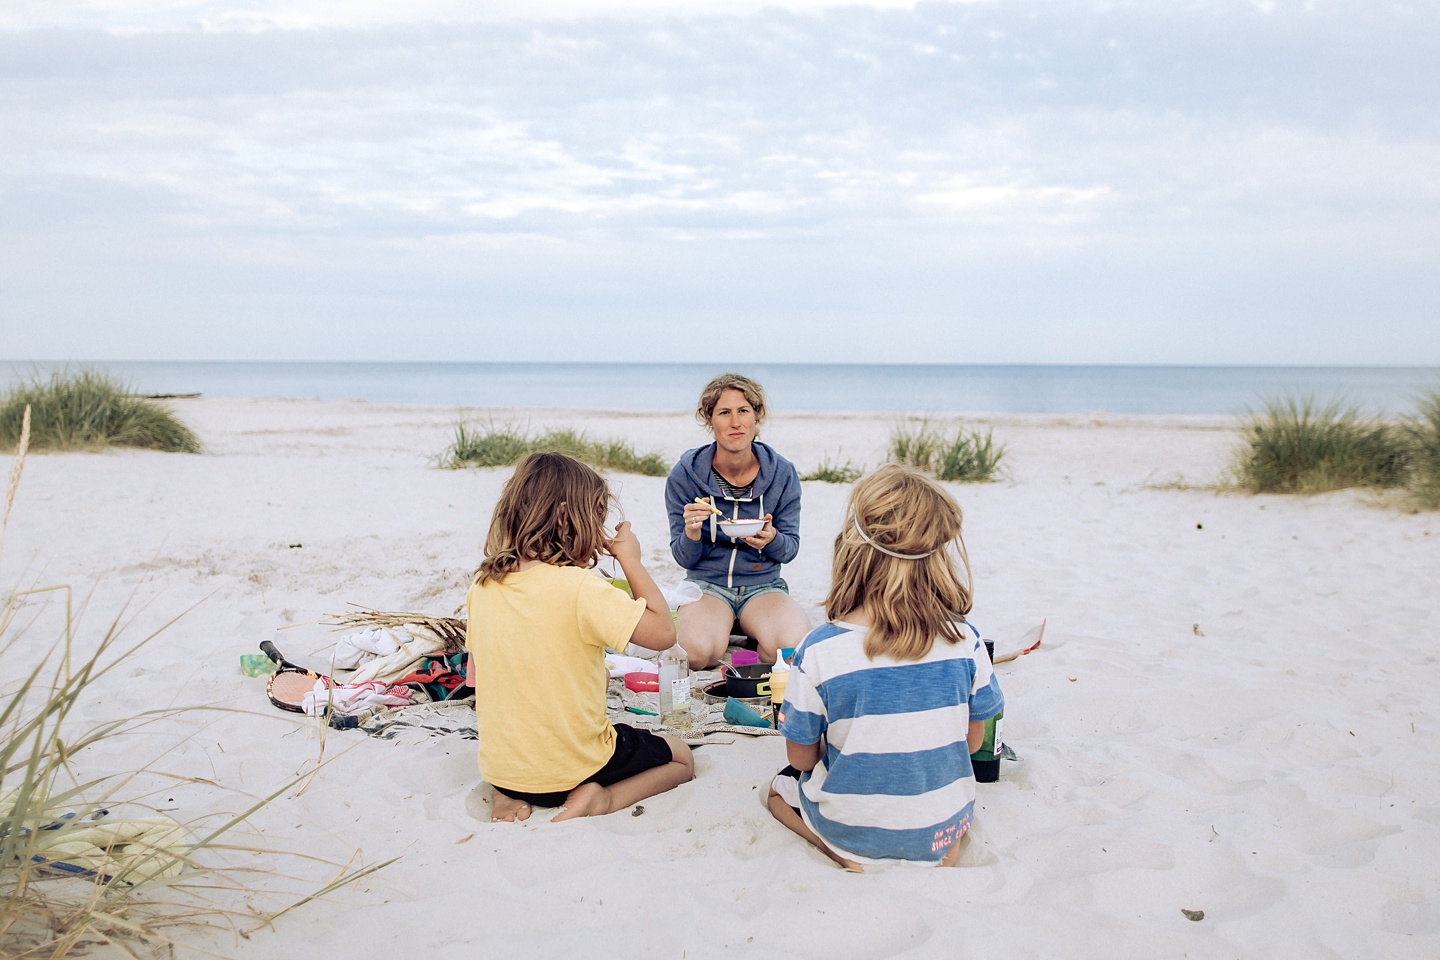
[4,397,1438,958]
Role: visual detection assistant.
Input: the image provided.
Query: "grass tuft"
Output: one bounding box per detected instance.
[887,419,1006,483]
[1229,395,1408,494]
[0,594,393,956]
[801,454,863,484]
[1401,388,1440,509]
[2,426,389,955]
[0,369,201,453]
[440,422,669,476]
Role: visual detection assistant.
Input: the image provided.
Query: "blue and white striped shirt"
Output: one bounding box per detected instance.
[779,619,1004,863]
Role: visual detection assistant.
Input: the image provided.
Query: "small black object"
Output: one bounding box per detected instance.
[722,663,773,698]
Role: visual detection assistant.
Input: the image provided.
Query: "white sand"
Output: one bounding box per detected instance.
[4,398,1438,957]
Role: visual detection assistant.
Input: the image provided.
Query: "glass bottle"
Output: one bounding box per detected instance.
[970,639,1004,782]
[657,642,693,730]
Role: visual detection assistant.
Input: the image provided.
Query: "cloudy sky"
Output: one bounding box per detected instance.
[2,0,1436,364]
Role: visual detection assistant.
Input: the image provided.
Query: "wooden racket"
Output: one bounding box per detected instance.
[258,640,326,713]
[258,640,369,730]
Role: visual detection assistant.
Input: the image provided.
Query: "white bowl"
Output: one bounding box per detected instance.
[718,518,766,538]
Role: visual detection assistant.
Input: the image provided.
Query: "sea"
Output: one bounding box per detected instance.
[2,361,1437,417]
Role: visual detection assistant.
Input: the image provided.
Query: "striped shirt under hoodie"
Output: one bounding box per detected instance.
[779,619,1004,864]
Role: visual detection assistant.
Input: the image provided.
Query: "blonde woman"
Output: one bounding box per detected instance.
[769,464,1003,870]
[665,373,810,668]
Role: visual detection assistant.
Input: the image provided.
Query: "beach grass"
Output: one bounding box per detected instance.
[934,428,1006,483]
[1,429,388,956]
[440,422,669,476]
[0,599,393,957]
[887,420,1006,483]
[1229,396,1408,494]
[1402,388,1440,509]
[801,454,864,484]
[0,369,201,453]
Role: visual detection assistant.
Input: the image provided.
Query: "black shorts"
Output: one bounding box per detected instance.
[770,764,803,816]
[492,723,676,808]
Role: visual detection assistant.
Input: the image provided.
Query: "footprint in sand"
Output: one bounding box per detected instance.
[760,897,932,960]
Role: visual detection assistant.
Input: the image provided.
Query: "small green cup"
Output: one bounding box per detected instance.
[240,653,274,677]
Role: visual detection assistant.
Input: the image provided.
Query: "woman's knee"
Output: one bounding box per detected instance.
[742,595,809,647]
[678,632,726,665]
[679,598,734,663]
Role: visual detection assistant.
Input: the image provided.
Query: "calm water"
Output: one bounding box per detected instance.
[3,361,1437,416]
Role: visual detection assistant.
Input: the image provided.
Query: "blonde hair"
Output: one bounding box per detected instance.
[475,452,614,584]
[825,464,974,661]
[695,373,767,429]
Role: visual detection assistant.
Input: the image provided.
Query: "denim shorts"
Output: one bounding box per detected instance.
[691,577,791,618]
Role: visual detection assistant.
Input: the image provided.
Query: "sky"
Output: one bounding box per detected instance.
[1,0,1437,365]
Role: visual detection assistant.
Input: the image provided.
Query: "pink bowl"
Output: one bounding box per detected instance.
[729,650,759,667]
[624,673,660,693]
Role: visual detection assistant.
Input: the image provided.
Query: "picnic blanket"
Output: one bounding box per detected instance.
[355,670,777,746]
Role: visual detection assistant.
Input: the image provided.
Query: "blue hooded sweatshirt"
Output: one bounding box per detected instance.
[665,440,802,588]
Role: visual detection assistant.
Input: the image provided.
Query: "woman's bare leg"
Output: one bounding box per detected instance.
[678,594,735,668]
[766,790,863,873]
[739,592,811,663]
[552,736,695,821]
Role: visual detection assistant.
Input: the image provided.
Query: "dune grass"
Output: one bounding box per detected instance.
[800,454,864,484]
[1401,388,1440,509]
[0,600,392,956]
[1229,396,1408,495]
[1,427,388,956]
[0,369,201,453]
[440,422,669,476]
[887,420,1006,483]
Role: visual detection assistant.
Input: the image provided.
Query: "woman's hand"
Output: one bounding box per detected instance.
[742,514,776,551]
[682,498,715,542]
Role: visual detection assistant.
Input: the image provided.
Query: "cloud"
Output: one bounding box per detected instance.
[1,1,1437,362]
[1,0,938,32]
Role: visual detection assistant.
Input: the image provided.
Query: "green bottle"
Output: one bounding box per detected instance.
[970,640,1003,783]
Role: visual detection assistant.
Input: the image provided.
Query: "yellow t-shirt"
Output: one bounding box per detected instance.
[466,564,646,794]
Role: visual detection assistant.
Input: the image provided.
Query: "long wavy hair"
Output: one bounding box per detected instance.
[825,464,974,660]
[475,452,614,584]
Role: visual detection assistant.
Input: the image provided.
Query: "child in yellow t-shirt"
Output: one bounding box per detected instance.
[468,452,694,823]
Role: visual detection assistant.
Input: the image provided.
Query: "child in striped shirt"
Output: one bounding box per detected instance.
[770,464,1003,870]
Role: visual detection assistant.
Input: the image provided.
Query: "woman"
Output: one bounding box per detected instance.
[665,373,811,668]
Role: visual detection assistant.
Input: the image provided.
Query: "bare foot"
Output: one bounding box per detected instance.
[939,828,971,867]
[550,782,615,821]
[491,792,532,823]
[766,790,863,872]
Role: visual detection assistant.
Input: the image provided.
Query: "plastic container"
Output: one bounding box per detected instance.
[729,650,760,667]
[240,653,274,677]
[769,669,790,729]
[624,672,660,693]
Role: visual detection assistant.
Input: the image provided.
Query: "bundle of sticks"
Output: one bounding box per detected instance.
[326,607,468,655]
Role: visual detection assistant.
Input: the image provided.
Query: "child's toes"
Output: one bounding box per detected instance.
[491,794,532,822]
[552,783,609,821]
